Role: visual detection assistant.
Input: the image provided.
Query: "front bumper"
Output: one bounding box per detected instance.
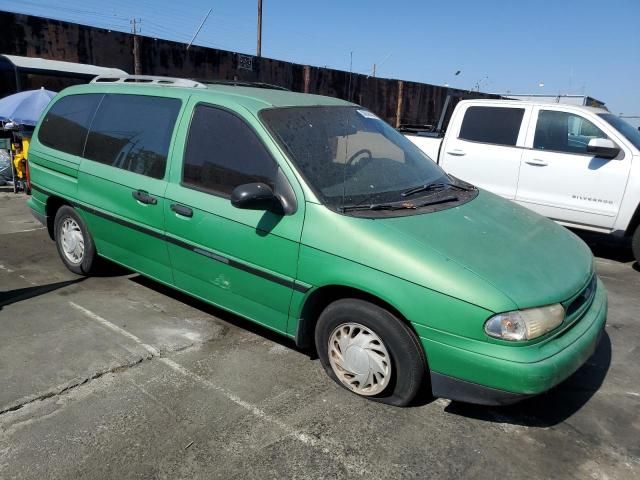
[421,278,607,405]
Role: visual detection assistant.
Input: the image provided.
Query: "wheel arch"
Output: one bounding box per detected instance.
[45,195,71,240]
[295,284,421,351]
[625,202,640,237]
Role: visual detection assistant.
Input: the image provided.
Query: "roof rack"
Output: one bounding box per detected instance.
[199,79,289,91]
[91,75,207,88]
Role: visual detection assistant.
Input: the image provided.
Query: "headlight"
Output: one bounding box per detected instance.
[484,304,565,341]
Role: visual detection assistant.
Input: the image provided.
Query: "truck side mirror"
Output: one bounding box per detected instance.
[587,138,620,159]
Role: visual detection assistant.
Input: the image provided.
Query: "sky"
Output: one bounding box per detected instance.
[1,0,639,126]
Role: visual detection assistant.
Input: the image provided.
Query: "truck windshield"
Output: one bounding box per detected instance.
[261,106,447,209]
[598,113,640,150]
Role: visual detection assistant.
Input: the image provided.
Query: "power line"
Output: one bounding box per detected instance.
[186,8,213,50]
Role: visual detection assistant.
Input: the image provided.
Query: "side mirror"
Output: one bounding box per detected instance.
[231,182,281,212]
[587,138,620,159]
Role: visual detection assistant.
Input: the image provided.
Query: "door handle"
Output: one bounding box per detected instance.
[171,204,193,218]
[446,149,466,156]
[525,159,549,166]
[132,190,158,205]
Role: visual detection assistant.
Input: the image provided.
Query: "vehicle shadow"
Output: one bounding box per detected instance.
[93,259,132,277]
[0,277,87,309]
[570,228,635,264]
[129,275,301,350]
[444,331,611,427]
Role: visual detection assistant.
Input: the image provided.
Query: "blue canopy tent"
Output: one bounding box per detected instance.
[0,88,56,126]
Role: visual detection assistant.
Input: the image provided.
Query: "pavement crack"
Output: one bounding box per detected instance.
[0,353,154,418]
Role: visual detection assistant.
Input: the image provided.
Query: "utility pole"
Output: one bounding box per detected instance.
[257,0,263,57]
[347,51,353,102]
[367,53,391,79]
[131,18,142,75]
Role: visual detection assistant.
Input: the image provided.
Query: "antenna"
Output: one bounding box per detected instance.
[187,8,213,50]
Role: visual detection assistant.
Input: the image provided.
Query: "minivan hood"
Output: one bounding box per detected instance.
[301,190,594,313]
[380,190,593,309]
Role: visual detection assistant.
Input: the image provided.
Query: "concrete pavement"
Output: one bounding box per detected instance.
[1,190,639,479]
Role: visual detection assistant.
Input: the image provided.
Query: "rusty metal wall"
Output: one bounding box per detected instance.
[0,11,497,126]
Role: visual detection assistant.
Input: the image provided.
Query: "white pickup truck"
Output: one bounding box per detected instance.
[403,99,640,262]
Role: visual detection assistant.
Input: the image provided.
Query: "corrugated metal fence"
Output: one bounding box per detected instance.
[0,11,498,126]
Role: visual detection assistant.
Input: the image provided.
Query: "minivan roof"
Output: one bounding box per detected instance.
[58,79,355,113]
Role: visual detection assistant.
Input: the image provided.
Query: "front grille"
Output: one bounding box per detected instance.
[566,275,597,318]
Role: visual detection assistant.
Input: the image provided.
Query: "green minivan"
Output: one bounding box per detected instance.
[27,76,607,406]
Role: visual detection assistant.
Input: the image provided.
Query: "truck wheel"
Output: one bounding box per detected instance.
[54,206,98,275]
[633,226,640,264]
[315,298,428,406]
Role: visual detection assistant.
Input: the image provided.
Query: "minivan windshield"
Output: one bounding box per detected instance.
[261,106,448,209]
[598,113,640,151]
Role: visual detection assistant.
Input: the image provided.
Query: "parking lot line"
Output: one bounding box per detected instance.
[69,301,160,357]
[68,301,371,476]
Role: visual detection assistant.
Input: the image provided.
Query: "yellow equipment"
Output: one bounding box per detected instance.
[12,136,29,181]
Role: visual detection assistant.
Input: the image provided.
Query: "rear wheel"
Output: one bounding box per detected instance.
[315,298,428,406]
[54,206,98,275]
[633,226,640,264]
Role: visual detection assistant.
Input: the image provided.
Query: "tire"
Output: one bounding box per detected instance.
[315,298,428,406]
[633,226,640,264]
[54,205,98,275]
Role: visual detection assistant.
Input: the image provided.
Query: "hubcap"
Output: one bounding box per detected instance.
[328,323,391,396]
[60,218,85,264]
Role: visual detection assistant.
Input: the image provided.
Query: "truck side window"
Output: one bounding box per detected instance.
[84,94,181,179]
[534,110,607,155]
[459,106,524,146]
[182,105,277,197]
[38,94,102,157]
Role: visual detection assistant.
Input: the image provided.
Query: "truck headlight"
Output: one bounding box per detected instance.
[484,304,565,341]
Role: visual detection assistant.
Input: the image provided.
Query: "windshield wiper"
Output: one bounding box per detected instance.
[401,181,473,198]
[416,195,459,207]
[339,203,399,212]
[340,195,459,213]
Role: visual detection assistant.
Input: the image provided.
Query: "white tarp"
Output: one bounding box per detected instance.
[1,54,127,77]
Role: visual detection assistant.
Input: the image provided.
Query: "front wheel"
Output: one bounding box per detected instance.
[315,298,428,406]
[633,226,640,264]
[54,205,98,275]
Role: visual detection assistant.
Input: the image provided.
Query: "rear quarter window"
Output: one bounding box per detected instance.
[37,94,103,156]
[459,106,524,146]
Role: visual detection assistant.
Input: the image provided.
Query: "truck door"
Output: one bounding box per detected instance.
[516,107,631,230]
[440,104,529,199]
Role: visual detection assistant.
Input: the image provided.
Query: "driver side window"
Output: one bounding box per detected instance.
[183,105,277,197]
[533,110,608,155]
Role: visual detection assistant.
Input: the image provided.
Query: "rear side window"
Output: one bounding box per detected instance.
[38,94,102,156]
[84,94,181,179]
[182,105,277,196]
[459,106,524,146]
